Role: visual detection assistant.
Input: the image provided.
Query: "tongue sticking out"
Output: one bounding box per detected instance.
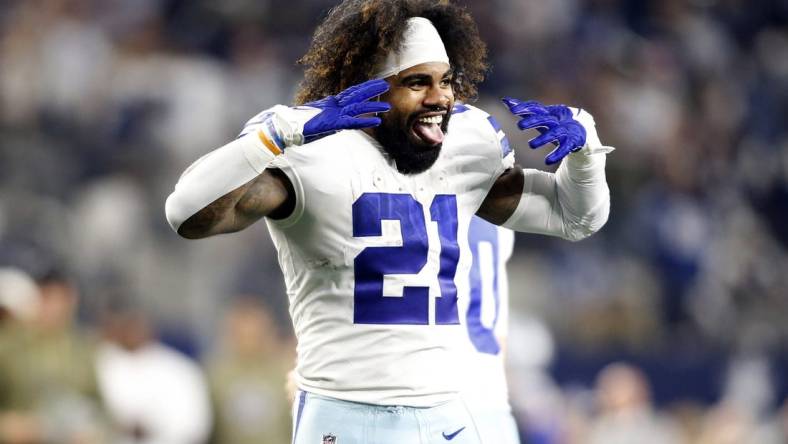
[414,122,445,146]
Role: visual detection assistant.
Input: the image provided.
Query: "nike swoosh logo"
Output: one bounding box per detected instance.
[442,426,466,440]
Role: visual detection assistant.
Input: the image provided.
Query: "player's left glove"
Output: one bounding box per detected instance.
[240,79,391,152]
[502,98,587,165]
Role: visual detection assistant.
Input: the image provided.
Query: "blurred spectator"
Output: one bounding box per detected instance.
[686,353,781,444]
[588,363,681,444]
[752,397,788,444]
[694,402,757,444]
[0,268,40,443]
[506,314,565,444]
[721,354,776,421]
[0,267,105,444]
[204,296,293,444]
[0,267,39,325]
[96,297,212,444]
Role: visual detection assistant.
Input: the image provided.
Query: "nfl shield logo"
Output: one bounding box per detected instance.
[322,434,336,444]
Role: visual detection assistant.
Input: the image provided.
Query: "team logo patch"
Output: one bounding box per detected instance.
[322,434,337,444]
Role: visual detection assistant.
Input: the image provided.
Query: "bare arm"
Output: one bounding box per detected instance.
[476,166,525,225]
[178,168,294,239]
[164,131,295,239]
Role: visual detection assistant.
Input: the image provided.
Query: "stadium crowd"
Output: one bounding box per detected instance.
[0,0,786,442]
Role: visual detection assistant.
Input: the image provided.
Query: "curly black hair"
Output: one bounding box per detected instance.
[294,0,488,105]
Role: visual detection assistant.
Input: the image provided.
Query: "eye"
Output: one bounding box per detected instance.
[407,79,429,90]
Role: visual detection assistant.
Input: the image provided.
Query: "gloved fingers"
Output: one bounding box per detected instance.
[337,79,390,106]
[568,136,586,152]
[304,97,331,108]
[502,98,548,116]
[511,102,549,117]
[544,144,573,165]
[562,121,587,149]
[542,131,587,165]
[334,83,363,103]
[337,116,383,130]
[529,126,566,149]
[517,114,558,131]
[545,104,574,121]
[501,97,523,110]
[343,101,391,117]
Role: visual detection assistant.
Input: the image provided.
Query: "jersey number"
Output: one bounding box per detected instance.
[466,217,502,355]
[352,193,459,325]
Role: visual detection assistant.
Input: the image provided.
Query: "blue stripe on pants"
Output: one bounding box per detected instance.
[292,391,307,444]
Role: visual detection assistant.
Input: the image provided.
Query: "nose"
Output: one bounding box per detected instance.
[423,84,451,108]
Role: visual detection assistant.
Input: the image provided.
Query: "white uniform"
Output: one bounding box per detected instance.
[165,95,609,443]
[266,104,513,407]
[462,217,520,443]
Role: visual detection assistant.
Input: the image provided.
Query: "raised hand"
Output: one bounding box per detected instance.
[502,98,587,165]
[240,79,391,151]
[301,79,391,141]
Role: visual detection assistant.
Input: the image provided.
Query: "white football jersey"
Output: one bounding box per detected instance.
[265,104,514,407]
[461,217,515,411]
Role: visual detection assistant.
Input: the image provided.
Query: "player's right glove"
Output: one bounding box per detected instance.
[241,79,391,152]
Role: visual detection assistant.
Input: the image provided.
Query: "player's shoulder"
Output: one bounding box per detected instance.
[449,103,505,138]
[450,102,492,122]
[447,103,512,159]
[281,129,377,175]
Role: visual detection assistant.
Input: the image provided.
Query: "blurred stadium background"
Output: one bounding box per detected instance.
[0,0,786,442]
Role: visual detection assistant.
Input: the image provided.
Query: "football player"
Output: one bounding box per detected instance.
[165,1,612,442]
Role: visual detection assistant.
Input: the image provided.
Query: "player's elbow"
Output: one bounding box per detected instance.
[165,192,204,239]
[563,200,610,242]
[175,224,209,240]
[165,193,185,232]
[166,193,237,240]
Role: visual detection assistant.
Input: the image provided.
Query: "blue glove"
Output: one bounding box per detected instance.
[240,79,391,151]
[502,98,587,165]
[301,79,391,142]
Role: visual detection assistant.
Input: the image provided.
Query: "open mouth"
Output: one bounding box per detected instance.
[412,113,445,146]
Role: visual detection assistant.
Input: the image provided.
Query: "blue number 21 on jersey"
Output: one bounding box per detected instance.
[352,193,459,325]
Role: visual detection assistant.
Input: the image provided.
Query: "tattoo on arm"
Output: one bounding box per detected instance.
[177,186,248,239]
[177,169,293,239]
[238,168,295,221]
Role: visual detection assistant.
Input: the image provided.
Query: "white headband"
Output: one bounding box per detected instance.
[373,17,450,79]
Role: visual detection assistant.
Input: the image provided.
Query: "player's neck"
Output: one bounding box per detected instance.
[362,127,376,139]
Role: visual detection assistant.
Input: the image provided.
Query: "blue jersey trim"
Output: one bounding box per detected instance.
[486,115,503,132]
[500,135,512,157]
[487,116,512,157]
[452,104,470,114]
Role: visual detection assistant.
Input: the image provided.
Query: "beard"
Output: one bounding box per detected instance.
[374,109,451,175]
